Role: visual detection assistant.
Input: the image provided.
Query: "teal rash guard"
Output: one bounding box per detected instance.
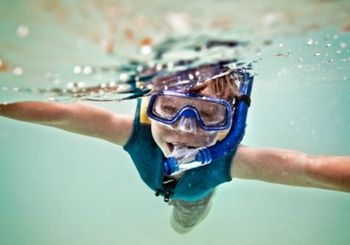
[123,99,236,201]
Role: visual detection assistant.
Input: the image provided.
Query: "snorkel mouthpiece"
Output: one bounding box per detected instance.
[164,147,212,175]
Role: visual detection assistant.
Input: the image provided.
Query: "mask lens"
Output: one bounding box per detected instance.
[152,94,229,128]
[153,95,181,120]
[197,101,227,126]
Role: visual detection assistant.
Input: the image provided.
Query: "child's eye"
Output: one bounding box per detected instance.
[161,105,177,114]
[200,106,225,123]
[200,109,215,120]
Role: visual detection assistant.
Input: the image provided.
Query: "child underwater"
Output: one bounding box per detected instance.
[0,40,350,234]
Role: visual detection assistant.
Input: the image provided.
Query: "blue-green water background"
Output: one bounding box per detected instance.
[1,0,350,244]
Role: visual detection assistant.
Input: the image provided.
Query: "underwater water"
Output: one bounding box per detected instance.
[1,0,350,244]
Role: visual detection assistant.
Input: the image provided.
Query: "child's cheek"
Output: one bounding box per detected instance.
[151,122,169,148]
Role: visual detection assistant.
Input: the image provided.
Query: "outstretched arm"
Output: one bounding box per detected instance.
[0,101,133,146]
[232,145,350,192]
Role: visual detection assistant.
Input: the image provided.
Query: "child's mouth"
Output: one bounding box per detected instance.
[167,143,197,154]
[167,143,174,153]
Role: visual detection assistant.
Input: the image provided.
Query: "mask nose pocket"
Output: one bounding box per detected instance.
[178,116,197,133]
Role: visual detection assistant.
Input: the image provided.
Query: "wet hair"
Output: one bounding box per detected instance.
[151,63,240,105]
[190,72,240,105]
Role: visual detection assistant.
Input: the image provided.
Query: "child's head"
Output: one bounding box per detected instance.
[148,66,240,157]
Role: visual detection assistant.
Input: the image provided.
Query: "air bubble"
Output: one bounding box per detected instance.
[140,45,152,55]
[307,39,313,45]
[73,66,82,74]
[108,81,116,87]
[167,62,174,69]
[326,43,331,48]
[66,82,75,89]
[13,67,23,76]
[119,73,129,81]
[77,82,85,88]
[314,53,321,56]
[340,42,347,48]
[137,65,144,72]
[156,63,163,71]
[16,25,29,38]
[83,66,92,74]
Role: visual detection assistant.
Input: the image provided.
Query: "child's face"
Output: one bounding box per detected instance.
[150,86,229,156]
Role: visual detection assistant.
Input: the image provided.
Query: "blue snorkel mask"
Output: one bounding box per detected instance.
[147,68,253,176]
[147,91,233,131]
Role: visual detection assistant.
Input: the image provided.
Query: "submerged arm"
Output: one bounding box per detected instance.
[232,145,350,192]
[0,101,133,146]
